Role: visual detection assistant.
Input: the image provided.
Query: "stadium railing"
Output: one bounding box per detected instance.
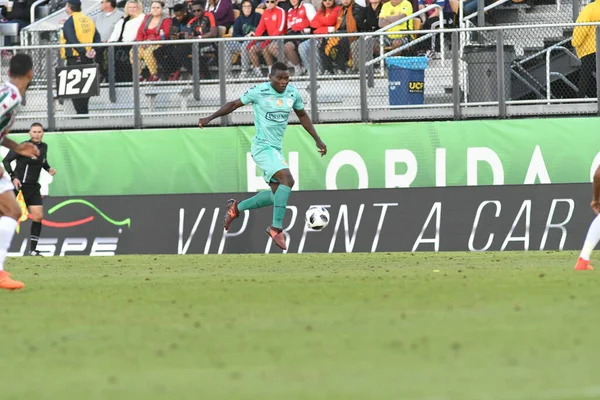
[1,21,599,132]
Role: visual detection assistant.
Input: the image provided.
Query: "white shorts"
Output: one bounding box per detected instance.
[0,173,13,194]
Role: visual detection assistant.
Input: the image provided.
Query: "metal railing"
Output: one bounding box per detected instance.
[2,22,600,132]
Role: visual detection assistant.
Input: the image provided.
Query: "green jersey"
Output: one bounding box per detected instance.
[240,82,304,149]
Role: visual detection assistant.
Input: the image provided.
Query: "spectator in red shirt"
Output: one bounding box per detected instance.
[131,0,171,81]
[297,0,340,73]
[247,0,287,76]
[284,0,316,75]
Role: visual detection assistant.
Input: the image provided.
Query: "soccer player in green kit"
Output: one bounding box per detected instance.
[198,62,327,250]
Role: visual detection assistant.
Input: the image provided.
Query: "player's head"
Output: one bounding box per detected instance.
[269,62,289,93]
[29,122,44,143]
[8,53,33,87]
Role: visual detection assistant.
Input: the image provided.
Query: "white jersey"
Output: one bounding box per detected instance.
[0,82,22,144]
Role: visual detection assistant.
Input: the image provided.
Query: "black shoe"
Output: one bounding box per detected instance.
[29,250,43,257]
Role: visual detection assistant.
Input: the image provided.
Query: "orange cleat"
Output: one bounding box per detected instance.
[574,257,594,271]
[266,226,287,250]
[0,271,24,290]
[223,199,240,231]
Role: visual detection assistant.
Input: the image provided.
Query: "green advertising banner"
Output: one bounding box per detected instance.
[5,117,600,196]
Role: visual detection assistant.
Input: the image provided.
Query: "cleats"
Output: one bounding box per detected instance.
[575,257,594,271]
[266,226,287,250]
[223,199,240,231]
[0,271,24,290]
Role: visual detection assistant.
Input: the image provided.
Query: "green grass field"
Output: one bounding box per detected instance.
[2,251,599,400]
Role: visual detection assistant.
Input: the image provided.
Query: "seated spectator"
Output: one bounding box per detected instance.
[226,0,261,77]
[0,0,32,46]
[320,0,360,74]
[206,0,235,35]
[131,0,172,81]
[284,0,316,76]
[297,0,339,73]
[246,0,286,76]
[355,0,382,67]
[154,3,191,80]
[94,0,124,81]
[171,1,218,78]
[417,0,455,55]
[109,0,145,82]
[378,0,413,50]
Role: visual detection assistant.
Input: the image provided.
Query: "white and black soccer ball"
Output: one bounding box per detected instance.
[305,206,330,231]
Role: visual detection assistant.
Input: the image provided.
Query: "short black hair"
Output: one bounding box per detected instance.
[108,0,117,7]
[8,53,32,78]
[68,2,82,11]
[192,0,204,7]
[30,122,44,130]
[270,61,288,75]
[173,3,186,11]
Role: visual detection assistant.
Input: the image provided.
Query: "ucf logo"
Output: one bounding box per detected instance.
[409,81,424,93]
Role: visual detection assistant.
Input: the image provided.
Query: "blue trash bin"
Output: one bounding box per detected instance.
[386,56,428,106]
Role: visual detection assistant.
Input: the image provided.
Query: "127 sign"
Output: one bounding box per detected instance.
[55,64,100,99]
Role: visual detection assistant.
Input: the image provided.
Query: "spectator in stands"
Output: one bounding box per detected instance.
[60,0,101,114]
[0,0,32,46]
[257,0,291,11]
[355,0,382,67]
[378,0,413,50]
[171,1,218,78]
[109,0,144,82]
[417,0,454,56]
[247,0,286,76]
[132,0,172,81]
[93,0,124,81]
[206,0,235,35]
[284,0,316,76]
[297,0,340,73]
[154,3,191,80]
[226,0,261,77]
[573,0,600,98]
[320,0,360,74]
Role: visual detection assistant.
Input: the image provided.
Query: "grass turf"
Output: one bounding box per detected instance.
[1,251,598,400]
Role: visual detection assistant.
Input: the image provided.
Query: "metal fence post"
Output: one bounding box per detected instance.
[573,0,579,22]
[477,0,485,27]
[451,31,461,120]
[45,47,55,131]
[596,26,600,115]
[192,42,200,101]
[358,36,368,122]
[278,38,284,62]
[496,30,506,118]
[107,46,116,103]
[131,44,142,129]
[309,38,318,123]
[218,41,228,126]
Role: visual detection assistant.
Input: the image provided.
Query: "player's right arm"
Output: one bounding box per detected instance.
[198,99,245,127]
[199,85,260,127]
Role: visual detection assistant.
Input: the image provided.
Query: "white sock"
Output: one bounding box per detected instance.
[0,217,17,271]
[580,214,600,260]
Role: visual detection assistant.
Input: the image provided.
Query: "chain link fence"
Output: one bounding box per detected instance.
[3,22,600,131]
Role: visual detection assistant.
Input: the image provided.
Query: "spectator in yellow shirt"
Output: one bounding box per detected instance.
[572,0,600,98]
[378,0,413,49]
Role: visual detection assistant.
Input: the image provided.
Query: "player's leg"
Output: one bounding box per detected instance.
[575,166,600,270]
[27,195,43,256]
[265,168,293,250]
[0,177,25,289]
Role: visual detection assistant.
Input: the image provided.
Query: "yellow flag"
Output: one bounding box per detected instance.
[15,191,28,233]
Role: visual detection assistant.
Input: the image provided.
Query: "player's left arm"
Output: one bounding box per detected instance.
[294,108,327,157]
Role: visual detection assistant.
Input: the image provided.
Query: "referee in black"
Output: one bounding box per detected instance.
[2,123,56,256]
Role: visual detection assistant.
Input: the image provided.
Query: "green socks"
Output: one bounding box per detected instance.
[238,190,274,212]
[273,185,292,229]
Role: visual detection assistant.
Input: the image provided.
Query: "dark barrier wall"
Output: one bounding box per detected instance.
[10,183,594,256]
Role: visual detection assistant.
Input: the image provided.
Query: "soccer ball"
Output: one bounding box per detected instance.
[305,206,330,230]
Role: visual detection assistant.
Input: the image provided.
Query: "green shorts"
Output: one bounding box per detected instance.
[251,142,288,184]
